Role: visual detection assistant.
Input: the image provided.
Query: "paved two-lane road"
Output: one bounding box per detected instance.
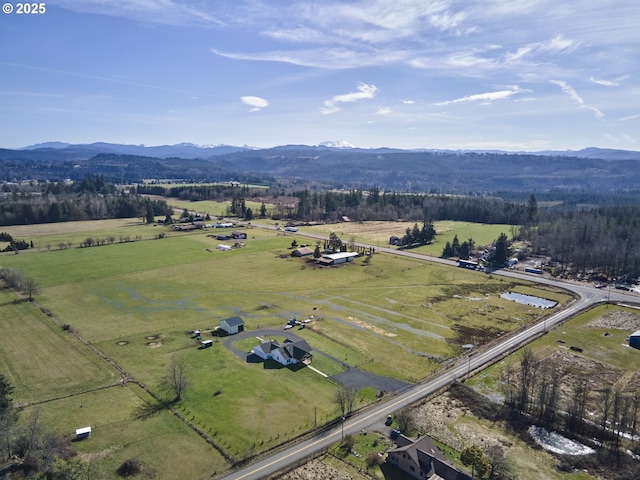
[219,225,639,480]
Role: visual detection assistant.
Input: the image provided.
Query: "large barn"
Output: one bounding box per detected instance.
[317,252,358,266]
[630,330,640,350]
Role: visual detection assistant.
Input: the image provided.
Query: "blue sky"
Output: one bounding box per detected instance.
[1,0,639,151]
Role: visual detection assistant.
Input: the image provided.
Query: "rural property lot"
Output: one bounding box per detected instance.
[0,219,572,478]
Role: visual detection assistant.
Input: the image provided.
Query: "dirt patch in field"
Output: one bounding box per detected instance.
[585,309,640,330]
[146,342,162,348]
[117,341,128,346]
[145,334,160,340]
[348,316,397,337]
[79,446,120,463]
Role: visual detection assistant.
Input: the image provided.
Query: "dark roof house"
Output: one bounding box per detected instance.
[386,434,472,480]
[253,338,313,366]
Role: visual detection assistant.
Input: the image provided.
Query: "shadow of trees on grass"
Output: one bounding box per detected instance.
[132,398,174,420]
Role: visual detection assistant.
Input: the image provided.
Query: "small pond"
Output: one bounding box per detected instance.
[500,292,557,309]
[528,426,595,455]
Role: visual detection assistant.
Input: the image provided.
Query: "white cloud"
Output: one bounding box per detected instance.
[375,107,392,115]
[434,86,524,106]
[589,76,619,87]
[550,80,604,118]
[402,99,415,105]
[55,0,223,26]
[241,96,269,112]
[320,83,378,114]
[619,114,640,122]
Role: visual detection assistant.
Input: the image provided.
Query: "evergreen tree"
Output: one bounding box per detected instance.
[451,235,460,256]
[489,232,511,266]
[526,194,538,225]
[442,241,454,257]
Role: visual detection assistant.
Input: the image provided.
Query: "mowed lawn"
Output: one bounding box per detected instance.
[0,219,569,468]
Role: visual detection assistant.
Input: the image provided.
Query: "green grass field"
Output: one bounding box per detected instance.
[286,220,512,256]
[0,288,117,401]
[20,384,229,480]
[0,218,571,478]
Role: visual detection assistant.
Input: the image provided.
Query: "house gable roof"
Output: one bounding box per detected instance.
[221,316,244,327]
[387,435,471,480]
[282,338,313,360]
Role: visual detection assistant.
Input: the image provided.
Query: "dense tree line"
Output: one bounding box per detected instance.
[528,205,640,279]
[293,188,529,224]
[135,183,279,202]
[0,176,172,226]
[401,221,436,247]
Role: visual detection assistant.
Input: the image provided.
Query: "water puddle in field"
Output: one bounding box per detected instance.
[528,426,595,455]
[500,292,557,309]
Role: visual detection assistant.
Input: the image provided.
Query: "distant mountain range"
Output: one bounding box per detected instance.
[17,141,640,161]
[2,142,640,194]
[19,141,248,159]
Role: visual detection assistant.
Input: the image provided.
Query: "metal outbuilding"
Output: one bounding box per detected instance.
[219,316,245,335]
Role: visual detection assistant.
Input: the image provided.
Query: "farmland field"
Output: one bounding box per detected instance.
[0,217,571,478]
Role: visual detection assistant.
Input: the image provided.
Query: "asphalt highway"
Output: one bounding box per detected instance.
[220,226,639,480]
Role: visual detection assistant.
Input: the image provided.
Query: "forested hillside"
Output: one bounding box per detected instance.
[2,145,640,195]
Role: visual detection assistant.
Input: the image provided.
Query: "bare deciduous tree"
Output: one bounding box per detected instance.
[22,276,40,301]
[394,407,416,435]
[334,385,356,418]
[162,355,190,402]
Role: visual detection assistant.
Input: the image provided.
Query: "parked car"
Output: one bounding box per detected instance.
[385,415,393,426]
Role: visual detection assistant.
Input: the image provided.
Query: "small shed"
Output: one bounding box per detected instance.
[220,316,245,335]
[389,236,403,246]
[630,330,640,350]
[200,339,213,349]
[231,231,247,239]
[75,427,91,440]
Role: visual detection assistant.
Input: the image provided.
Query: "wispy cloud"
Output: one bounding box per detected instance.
[55,0,224,26]
[434,86,524,106]
[241,96,269,112]
[375,107,392,115]
[619,114,640,122]
[590,76,619,87]
[320,83,377,114]
[550,80,604,118]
